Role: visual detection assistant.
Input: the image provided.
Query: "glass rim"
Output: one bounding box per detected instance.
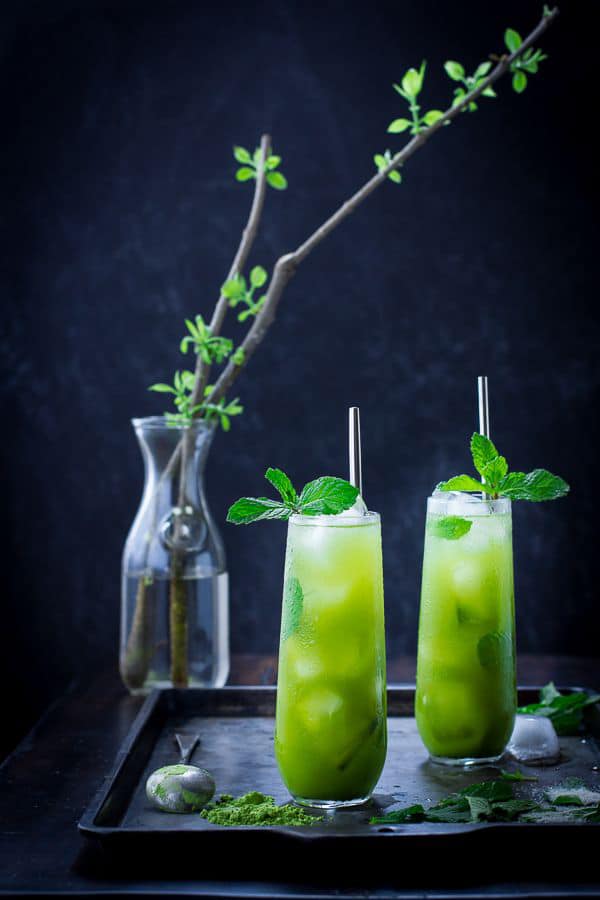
[289,510,380,527]
[428,492,511,516]
[131,415,215,432]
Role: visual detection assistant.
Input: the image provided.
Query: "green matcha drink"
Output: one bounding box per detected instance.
[275,511,387,806]
[415,414,569,766]
[416,492,516,764]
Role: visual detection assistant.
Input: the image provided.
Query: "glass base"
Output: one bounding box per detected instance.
[430,753,503,768]
[293,794,371,809]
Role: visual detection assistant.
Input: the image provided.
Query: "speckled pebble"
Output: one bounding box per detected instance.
[146,764,216,813]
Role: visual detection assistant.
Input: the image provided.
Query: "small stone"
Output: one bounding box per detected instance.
[146,764,216,813]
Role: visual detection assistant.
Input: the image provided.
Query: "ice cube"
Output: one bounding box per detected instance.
[299,686,344,732]
[506,714,560,765]
[332,495,368,518]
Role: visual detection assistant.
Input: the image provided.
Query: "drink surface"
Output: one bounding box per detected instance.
[416,494,516,761]
[275,513,387,803]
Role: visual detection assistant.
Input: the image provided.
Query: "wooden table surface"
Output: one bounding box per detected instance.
[0,655,598,899]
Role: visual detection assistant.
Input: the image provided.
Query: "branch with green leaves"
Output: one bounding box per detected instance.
[436,432,569,502]
[202,8,559,411]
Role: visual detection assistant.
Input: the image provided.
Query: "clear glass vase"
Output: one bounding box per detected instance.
[120,416,229,694]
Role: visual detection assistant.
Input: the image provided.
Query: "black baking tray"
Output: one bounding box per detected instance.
[78,686,600,877]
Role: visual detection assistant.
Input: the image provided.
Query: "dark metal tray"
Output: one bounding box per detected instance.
[78,686,600,875]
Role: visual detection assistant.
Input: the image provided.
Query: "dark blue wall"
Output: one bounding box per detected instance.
[1,1,597,752]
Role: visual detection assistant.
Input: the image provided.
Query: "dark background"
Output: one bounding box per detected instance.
[1,1,597,757]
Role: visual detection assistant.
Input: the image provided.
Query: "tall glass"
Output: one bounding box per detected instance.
[416,492,516,765]
[275,511,387,807]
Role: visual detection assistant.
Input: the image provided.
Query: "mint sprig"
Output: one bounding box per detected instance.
[518,683,600,735]
[226,468,359,525]
[437,433,569,502]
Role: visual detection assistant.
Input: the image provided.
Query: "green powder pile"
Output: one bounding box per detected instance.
[199,791,322,826]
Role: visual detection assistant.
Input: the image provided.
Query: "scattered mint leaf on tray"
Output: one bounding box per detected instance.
[500,769,538,782]
[227,469,359,524]
[518,683,600,735]
[436,432,569,502]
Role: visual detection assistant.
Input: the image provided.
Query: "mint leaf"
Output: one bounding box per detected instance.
[482,455,508,489]
[428,515,472,540]
[436,474,490,493]
[467,796,491,821]
[370,805,425,824]
[226,497,290,525]
[518,686,600,735]
[499,469,570,501]
[298,477,358,515]
[540,681,561,704]
[281,577,304,641]
[470,432,499,475]
[500,769,538,782]
[265,468,298,506]
[477,631,511,669]
[492,799,541,820]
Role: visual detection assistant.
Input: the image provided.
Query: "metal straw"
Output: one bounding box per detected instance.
[478,375,490,439]
[348,406,363,497]
[478,376,489,501]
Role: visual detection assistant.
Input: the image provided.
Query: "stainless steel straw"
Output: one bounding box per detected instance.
[478,376,489,500]
[348,406,362,497]
[478,375,490,439]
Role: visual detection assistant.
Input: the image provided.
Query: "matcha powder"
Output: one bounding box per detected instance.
[200,791,322,826]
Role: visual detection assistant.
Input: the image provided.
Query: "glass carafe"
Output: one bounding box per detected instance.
[120,416,229,694]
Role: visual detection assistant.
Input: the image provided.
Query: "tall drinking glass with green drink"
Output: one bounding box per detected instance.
[416,378,569,766]
[227,410,387,807]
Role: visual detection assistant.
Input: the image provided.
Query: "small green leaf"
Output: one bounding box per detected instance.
[444,60,465,81]
[474,60,493,79]
[470,432,499,475]
[428,515,472,540]
[236,167,256,182]
[467,796,491,822]
[401,64,424,98]
[388,170,402,184]
[232,347,245,366]
[387,118,411,133]
[505,28,522,53]
[265,467,298,505]
[226,497,291,525]
[148,383,176,394]
[512,70,527,93]
[266,154,281,170]
[233,146,252,164]
[481,86,497,98]
[423,109,444,126]
[266,171,287,190]
[250,265,268,287]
